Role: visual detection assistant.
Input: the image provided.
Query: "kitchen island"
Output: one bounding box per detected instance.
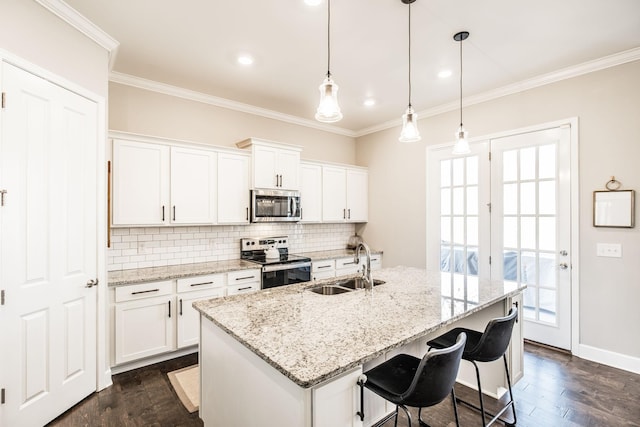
[194,266,525,427]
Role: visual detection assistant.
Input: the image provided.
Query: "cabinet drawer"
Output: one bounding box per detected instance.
[227,269,261,285]
[313,270,336,281]
[115,280,173,303]
[312,260,335,272]
[177,274,226,293]
[335,257,359,270]
[227,282,259,295]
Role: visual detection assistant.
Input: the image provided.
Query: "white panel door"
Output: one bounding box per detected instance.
[177,288,225,348]
[300,162,322,222]
[491,127,572,349]
[170,146,216,224]
[253,145,278,189]
[217,152,250,223]
[277,149,300,190]
[0,62,98,426]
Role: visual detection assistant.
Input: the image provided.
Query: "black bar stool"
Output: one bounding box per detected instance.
[357,332,466,427]
[426,307,518,427]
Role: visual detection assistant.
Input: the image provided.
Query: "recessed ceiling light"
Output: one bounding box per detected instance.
[237,55,254,66]
[363,98,376,107]
[438,69,452,79]
[304,0,322,5]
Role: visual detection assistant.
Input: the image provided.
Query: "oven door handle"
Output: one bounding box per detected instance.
[262,261,311,273]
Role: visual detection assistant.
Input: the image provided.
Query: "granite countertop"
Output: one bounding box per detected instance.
[108,259,259,287]
[193,266,525,388]
[302,248,383,261]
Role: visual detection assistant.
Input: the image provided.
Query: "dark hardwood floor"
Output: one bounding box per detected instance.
[48,343,639,427]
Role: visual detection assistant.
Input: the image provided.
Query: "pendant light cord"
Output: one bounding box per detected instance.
[459,34,463,127]
[327,0,331,78]
[407,3,412,107]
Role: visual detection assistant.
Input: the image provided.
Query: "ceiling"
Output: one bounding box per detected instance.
[64,0,640,136]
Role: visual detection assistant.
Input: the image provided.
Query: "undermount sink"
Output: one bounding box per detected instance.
[308,278,386,295]
[334,278,386,290]
[309,285,352,295]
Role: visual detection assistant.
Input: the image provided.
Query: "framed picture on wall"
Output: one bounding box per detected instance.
[593,189,635,228]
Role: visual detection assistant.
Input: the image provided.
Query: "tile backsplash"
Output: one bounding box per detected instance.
[108,223,356,271]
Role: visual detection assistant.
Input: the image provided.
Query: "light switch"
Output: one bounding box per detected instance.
[596,243,622,258]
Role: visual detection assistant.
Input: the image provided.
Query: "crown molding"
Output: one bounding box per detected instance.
[110,46,640,139]
[34,0,120,69]
[109,71,357,138]
[354,47,640,137]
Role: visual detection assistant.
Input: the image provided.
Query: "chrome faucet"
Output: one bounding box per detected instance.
[354,242,373,290]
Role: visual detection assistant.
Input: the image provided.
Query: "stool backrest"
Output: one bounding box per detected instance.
[400,332,466,408]
[467,307,518,363]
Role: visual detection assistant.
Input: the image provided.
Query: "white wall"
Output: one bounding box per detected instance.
[109,83,357,164]
[356,60,640,362]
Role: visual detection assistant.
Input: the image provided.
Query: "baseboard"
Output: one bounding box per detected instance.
[110,347,198,375]
[577,344,640,375]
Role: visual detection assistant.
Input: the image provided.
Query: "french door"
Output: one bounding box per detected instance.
[0,61,98,426]
[427,124,573,350]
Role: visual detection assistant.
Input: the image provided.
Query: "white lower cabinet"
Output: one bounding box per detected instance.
[335,257,363,276]
[313,367,364,427]
[226,269,261,295]
[114,280,175,364]
[176,274,226,348]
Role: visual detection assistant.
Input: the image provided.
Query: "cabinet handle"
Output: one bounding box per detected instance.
[343,209,346,219]
[173,206,176,221]
[246,207,249,221]
[131,288,159,295]
[168,300,171,318]
[317,265,331,269]
[275,174,279,187]
[342,261,356,265]
[162,206,165,221]
[238,286,252,291]
[190,281,213,287]
[348,208,351,219]
[235,276,255,281]
[179,298,183,316]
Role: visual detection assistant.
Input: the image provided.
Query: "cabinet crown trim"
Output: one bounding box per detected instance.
[236,138,303,152]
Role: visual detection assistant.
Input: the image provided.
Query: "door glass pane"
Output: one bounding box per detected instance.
[503,250,518,282]
[441,189,450,215]
[503,150,518,181]
[466,186,478,215]
[520,217,536,249]
[441,217,451,243]
[539,217,556,251]
[467,217,478,246]
[520,147,536,180]
[538,144,556,179]
[504,183,518,215]
[539,180,556,214]
[440,246,451,272]
[441,159,451,187]
[504,217,518,248]
[453,247,465,274]
[453,188,464,215]
[539,289,557,323]
[523,286,536,320]
[452,158,464,186]
[466,156,478,185]
[453,218,464,245]
[520,182,536,214]
[521,251,537,285]
[539,252,556,287]
[467,246,479,276]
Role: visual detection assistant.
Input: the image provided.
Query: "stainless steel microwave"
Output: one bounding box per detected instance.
[251,189,301,222]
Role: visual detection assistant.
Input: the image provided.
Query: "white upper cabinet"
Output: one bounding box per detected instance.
[170,146,217,224]
[217,152,250,224]
[112,139,170,225]
[300,161,323,223]
[322,165,368,223]
[237,138,301,190]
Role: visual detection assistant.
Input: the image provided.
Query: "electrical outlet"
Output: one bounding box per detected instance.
[596,243,622,258]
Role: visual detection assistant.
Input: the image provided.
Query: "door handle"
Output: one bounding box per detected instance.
[559,263,569,270]
[85,278,99,288]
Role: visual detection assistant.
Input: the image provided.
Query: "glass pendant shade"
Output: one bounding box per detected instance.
[315,76,343,123]
[399,105,421,143]
[452,125,470,154]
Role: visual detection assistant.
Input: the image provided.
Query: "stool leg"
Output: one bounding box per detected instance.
[471,360,488,427]
[451,389,460,427]
[398,404,412,427]
[394,405,399,427]
[502,354,517,426]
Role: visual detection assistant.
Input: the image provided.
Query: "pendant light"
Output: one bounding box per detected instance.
[315,0,343,123]
[452,31,470,154]
[399,0,421,143]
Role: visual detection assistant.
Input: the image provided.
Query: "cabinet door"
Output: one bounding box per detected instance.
[114,295,175,364]
[218,152,250,223]
[313,367,363,427]
[170,146,217,224]
[277,149,300,190]
[177,288,225,348]
[112,139,169,225]
[322,166,347,222]
[346,169,368,222]
[300,162,323,222]
[253,145,278,189]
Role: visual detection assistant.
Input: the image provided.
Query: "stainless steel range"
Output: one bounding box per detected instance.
[240,236,311,289]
